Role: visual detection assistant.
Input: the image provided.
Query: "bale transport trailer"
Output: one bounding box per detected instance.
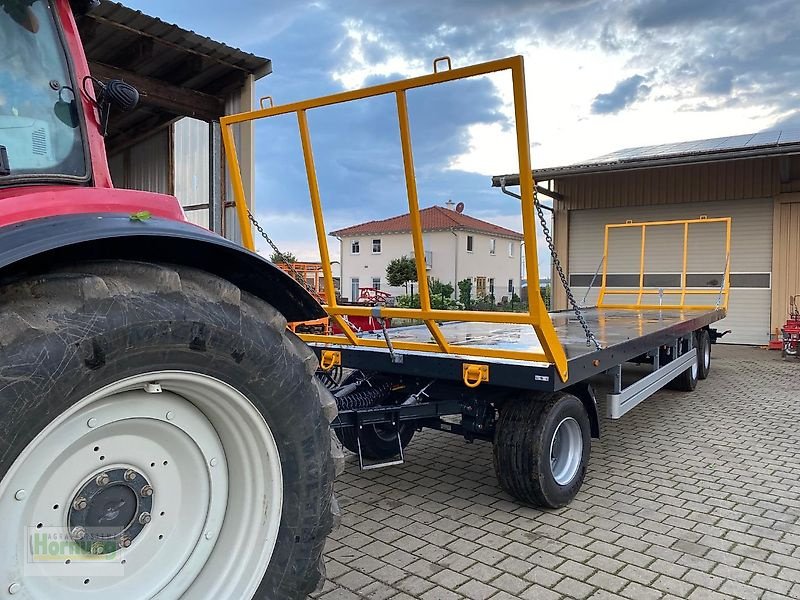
[221,55,731,508]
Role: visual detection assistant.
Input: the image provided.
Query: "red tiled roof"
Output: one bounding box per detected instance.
[330,206,523,239]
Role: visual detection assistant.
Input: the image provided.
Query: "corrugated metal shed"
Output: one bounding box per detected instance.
[76,1,270,152]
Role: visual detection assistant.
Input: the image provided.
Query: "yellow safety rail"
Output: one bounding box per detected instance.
[220,55,571,382]
[597,216,732,311]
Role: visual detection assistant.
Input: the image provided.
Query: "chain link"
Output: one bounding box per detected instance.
[533,189,602,349]
[246,210,322,298]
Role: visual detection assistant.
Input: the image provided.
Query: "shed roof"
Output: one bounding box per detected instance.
[76,1,271,152]
[492,129,800,185]
[330,206,523,239]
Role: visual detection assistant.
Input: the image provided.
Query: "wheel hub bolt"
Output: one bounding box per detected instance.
[140,485,153,497]
[14,490,26,501]
[8,583,21,594]
[90,542,105,555]
[96,473,110,487]
[139,512,152,525]
[124,469,137,482]
[71,526,86,541]
[119,536,132,549]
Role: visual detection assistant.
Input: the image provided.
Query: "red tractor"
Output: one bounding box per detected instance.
[0,2,338,598]
[782,295,800,359]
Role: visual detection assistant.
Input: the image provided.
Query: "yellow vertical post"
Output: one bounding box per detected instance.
[296,110,359,344]
[598,226,610,307]
[395,90,451,353]
[220,123,256,251]
[511,57,568,381]
[637,224,647,305]
[680,221,689,305]
[723,217,732,310]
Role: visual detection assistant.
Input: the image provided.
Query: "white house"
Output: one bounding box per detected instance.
[331,203,524,302]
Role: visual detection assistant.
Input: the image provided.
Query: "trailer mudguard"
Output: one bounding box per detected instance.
[566,381,601,438]
[0,214,326,323]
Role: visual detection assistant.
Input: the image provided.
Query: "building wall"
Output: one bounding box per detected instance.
[174,118,211,229]
[549,155,800,342]
[338,229,521,301]
[109,128,171,195]
[772,192,800,330]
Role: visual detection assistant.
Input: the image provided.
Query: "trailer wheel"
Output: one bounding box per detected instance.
[493,393,590,508]
[669,347,699,392]
[0,261,338,600]
[336,421,416,460]
[697,330,711,380]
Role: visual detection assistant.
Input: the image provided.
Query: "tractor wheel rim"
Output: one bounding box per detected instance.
[703,341,711,369]
[0,371,282,599]
[549,417,583,486]
[691,356,699,379]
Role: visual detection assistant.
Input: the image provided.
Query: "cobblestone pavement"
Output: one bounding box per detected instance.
[313,345,800,600]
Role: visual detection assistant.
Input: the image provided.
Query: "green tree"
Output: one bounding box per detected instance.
[269,251,297,264]
[429,278,454,299]
[540,284,552,310]
[386,256,417,293]
[457,278,473,309]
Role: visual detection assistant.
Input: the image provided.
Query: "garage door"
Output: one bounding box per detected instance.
[568,200,773,345]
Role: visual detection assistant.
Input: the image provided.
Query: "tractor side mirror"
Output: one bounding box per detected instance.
[104,80,139,112]
[87,77,140,137]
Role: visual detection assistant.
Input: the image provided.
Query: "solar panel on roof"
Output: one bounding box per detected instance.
[746,131,781,146]
[776,129,800,144]
[581,129,799,164]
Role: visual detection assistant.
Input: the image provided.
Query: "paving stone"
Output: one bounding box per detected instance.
[316,347,798,599]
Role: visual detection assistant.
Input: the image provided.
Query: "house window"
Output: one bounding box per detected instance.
[489,278,495,297]
[351,240,360,254]
[372,277,381,290]
[489,239,496,255]
[466,235,474,252]
[350,277,359,301]
[508,242,514,257]
[508,279,514,293]
[372,239,381,254]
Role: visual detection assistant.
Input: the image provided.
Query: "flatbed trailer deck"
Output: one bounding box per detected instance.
[221,54,731,508]
[314,306,725,393]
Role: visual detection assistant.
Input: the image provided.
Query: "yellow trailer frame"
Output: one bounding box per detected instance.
[597,216,731,311]
[220,55,572,381]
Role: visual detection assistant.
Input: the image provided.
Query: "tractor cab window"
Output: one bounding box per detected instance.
[0,0,86,181]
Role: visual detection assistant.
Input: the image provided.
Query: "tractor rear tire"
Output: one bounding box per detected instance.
[0,260,341,600]
[493,392,590,508]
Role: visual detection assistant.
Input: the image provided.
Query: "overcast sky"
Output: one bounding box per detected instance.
[126,0,799,270]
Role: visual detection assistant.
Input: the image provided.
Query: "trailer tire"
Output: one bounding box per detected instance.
[493,392,590,509]
[697,330,711,380]
[336,421,416,460]
[0,260,338,600]
[669,351,699,391]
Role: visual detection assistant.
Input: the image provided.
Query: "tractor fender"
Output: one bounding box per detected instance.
[0,213,325,323]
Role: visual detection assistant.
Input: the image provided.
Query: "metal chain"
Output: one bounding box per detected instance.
[246,210,321,298]
[533,189,602,349]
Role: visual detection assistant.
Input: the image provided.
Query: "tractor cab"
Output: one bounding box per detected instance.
[0,0,88,183]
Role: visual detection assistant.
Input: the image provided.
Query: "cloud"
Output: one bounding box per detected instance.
[770,111,800,131]
[590,75,651,114]
[121,0,800,274]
